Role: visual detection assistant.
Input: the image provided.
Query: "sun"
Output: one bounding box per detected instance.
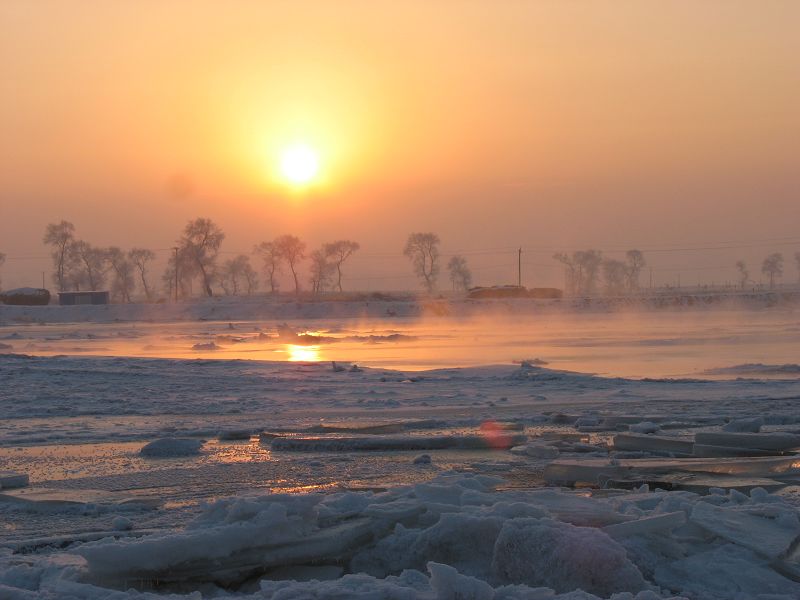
[279,143,320,186]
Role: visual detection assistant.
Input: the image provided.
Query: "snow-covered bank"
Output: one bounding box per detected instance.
[2,288,800,325]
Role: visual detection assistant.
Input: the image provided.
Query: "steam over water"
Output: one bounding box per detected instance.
[4,308,800,378]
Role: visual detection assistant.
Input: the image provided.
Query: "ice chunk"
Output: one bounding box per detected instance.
[654,544,800,598]
[690,500,800,559]
[491,517,646,596]
[428,562,495,600]
[271,434,527,452]
[77,513,379,584]
[139,437,204,457]
[413,454,432,465]
[112,516,133,531]
[191,342,219,351]
[722,417,763,433]
[629,422,660,434]
[613,434,694,455]
[218,429,251,441]
[694,432,800,451]
[545,456,800,486]
[692,444,778,458]
[0,487,160,510]
[603,511,686,538]
[524,445,560,459]
[0,471,29,490]
[307,422,406,434]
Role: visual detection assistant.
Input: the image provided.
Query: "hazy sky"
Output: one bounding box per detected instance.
[2,1,799,290]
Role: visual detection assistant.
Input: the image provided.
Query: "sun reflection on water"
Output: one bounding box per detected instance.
[286,344,322,362]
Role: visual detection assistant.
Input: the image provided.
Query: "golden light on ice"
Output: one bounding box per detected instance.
[279,144,320,186]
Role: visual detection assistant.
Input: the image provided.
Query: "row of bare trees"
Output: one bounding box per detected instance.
[553,249,646,296]
[43,221,156,301]
[402,232,472,292]
[736,253,800,289]
[42,219,367,301]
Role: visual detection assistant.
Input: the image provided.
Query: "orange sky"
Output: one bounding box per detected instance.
[1,1,799,290]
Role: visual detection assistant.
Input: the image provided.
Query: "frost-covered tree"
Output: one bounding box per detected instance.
[274,235,306,295]
[762,253,784,289]
[43,220,75,291]
[404,232,440,293]
[553,253,578,296]
[575,250,603,295]
[219,255,257,296]
[67,241,109,291]
[309,249,335,294]
[447,255,472,291]
[554,250,602,295]
[129,248,155,301]
[178,218,224,297]
[624,250,646,291]
[735,260,749,289]
[323,240,360,292]
[602,259,627,295]
[254,241,282,294]
[107,247,135,302]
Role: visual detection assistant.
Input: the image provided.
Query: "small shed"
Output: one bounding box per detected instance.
[58,291,110,306]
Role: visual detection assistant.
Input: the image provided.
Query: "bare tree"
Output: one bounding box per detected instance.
[553,253,578,295]
[107,247,135,302]
[254,241,282,294]
[762,253,784,289]
[602,259,627,295]
[274,235,306,295]
[735,260,749,289]
[129,248,155,301]
[0,252,5,291]
[43,220,75,291]
[554,250,602,295]
[178,218,224,297]
[323,240,360,292]
[309,249,335,294]
[404,232,440,293]
[68,241,109,291]
[219,255,257,296]
[447,255,472,291]
[624,249,646,291]
[575,250,603,295]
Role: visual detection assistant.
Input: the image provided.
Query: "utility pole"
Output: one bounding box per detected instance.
[649,268,653,289]
[172,247,179,303]
[42,271,45,289]
[518,247,522,287]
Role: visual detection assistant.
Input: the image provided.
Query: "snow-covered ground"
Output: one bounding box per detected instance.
[2,301,800,599]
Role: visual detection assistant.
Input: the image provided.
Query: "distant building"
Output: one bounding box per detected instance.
[0,288,51,306]
[58,291,110,306]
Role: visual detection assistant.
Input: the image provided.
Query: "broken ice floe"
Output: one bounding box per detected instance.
[139,437,205,457]
[1,472,793,598]
[0,471,29,490]
[271,434,527,452]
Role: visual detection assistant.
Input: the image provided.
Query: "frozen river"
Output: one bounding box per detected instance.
[2,303,800,599]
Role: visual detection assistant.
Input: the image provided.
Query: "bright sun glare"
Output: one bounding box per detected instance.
[279,144,320,186]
